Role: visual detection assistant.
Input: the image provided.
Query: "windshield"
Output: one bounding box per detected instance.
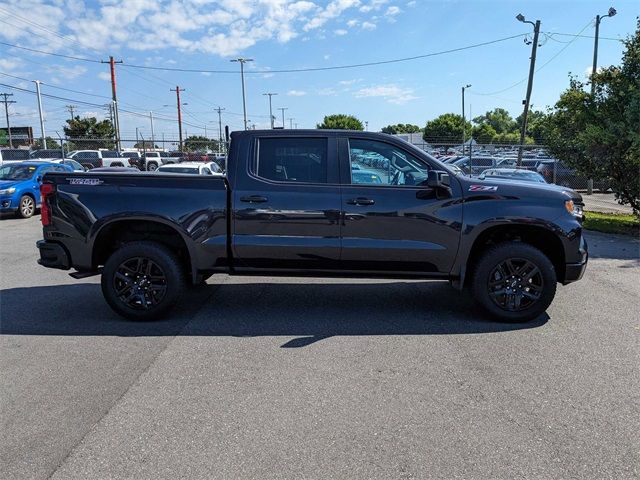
[0,164,38,180]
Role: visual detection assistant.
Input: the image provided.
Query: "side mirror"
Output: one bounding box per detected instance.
[427,170,450,188]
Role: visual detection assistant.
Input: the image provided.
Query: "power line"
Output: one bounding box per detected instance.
[1,34,527,75]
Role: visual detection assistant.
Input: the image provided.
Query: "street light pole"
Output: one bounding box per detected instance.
[149,111,155,148]
[515,14,541,167]
[263,93,277,129]
[33,81,47,149]
[278,107,287,128]
[215,106,225,154]
[461,84,471,152]
[231,58,253,130]
[592,8,616,96]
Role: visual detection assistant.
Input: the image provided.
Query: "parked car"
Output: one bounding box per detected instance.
[452,156,500,175]
[478,168,547,184]
[352,169,383,184]
[29,149,66,160]
[156,162,220,175]
[0,162,73,218]
[88,167,141,173]
[536,160,610,191]
[0,148,30,165]
[36,130,587,323]
[66,150,128,169]
[30,159,86,172]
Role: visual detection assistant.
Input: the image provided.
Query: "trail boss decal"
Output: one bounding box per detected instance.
[469,185,498,192]
[67,178,104,186]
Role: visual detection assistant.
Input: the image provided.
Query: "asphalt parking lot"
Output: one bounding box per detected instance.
[1,215,638,479]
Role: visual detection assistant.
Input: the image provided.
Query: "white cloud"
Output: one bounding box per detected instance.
[324,54,331,60]
[361,21,377,30]
[287,90,307,96]
[359,0,388,13]
[0,58,22,72]
[334,29,348,36]
[339,78,362,85]
[355,84,418,104]
[386,6,400,16]
[97,72,112,81]
[346,19,359,28]
[317,87,337,96]
[0,0,363,58]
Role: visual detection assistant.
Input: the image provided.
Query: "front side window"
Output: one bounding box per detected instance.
[349,139,430,187]
[256,137,328,184]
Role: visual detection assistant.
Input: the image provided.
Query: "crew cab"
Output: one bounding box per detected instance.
[36,130,588,322]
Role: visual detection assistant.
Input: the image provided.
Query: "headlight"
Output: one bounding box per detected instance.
[0,187,16,195]
[565,200,584,218]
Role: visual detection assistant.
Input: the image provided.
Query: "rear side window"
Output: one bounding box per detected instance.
[256,138,328,184]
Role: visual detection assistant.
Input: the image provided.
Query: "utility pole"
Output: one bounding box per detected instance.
[289,118,294,129]
[34,80,47,149]
[231,58,253,130]
[66,104,76,121]
[587,7,616,194]
[101,56,123,151]
[365,121,369,131]
[215,106,225,154]
[262,93,277,129]
[278,107,288,128]
[149,111,155,148]
[515,14,541,167]
[170,86,184,152]
[294,123,298,129]
[0,93,15,148]
[461,84,471,152]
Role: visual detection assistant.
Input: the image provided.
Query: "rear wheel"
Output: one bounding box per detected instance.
[471,242,556,322]
[17,195,35,218]
[147,162,159,171]
[101,241,185,320]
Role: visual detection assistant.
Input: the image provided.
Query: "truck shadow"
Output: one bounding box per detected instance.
[0,281,548,346]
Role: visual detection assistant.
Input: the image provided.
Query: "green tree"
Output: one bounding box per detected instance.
[33,137,60,149]
[317,114,364,130]
[133,142,159,149]
[473,108,517,134]
[491,132,534,145]
[183,135,219,152]
[63,116,115,149]
[472,123,497,144]
[381,123,421,134]
[544,19,640,215]
[516,109,548,144]
[423,113,471,146]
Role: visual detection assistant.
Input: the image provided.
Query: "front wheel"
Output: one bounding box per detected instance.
[17,195,36,218]
[471,242,557,323]
[101,241,185,320]
[147,162,159,171]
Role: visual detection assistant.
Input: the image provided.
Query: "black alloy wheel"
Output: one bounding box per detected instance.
[487,258,543,312]
[113,257,168,310]
[471,242,557,323]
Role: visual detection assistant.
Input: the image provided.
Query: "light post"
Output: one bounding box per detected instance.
[278,107,288,128]
[515,13,541,167]
[461,84,471,152]
[34,80,47,149]
[587,7,616,194]
[365,121,369,131]
[263,93,277,129]
[231,58,253,130]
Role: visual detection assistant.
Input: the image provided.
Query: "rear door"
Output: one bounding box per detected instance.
[339,136,462,274]
[232,134,341,271]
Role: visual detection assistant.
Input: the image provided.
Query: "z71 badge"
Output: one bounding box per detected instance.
[67,178,104,186]
[469,185,498,192]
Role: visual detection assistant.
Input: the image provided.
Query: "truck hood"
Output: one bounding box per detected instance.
[458,175,583,203]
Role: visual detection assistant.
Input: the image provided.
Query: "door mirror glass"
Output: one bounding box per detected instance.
[426,170,450,188]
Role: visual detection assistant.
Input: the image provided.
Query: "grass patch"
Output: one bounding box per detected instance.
[584,211,640,236]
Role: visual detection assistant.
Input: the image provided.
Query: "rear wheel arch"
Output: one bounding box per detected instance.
[92,218,197,282]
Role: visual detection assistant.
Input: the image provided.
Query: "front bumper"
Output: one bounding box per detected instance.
[36,240,70,270]
[562,233,588,284]
[1,197,16,212]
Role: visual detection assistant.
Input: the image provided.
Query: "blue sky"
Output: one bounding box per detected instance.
[0,0,637,145]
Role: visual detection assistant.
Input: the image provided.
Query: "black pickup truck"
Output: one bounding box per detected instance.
[36,130,587,322]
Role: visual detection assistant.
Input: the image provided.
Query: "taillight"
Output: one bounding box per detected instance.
[40,183,56,226]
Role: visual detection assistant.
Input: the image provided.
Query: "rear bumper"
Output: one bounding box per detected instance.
[36,240,70,270]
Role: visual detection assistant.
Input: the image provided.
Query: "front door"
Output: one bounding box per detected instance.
[340,137,462,274]
[232,135,341,271]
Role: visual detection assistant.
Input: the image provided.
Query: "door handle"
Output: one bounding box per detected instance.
[240,195,268,203]
[347,197,375,206]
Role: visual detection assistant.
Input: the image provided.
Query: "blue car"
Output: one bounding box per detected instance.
[0,162,73,218]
